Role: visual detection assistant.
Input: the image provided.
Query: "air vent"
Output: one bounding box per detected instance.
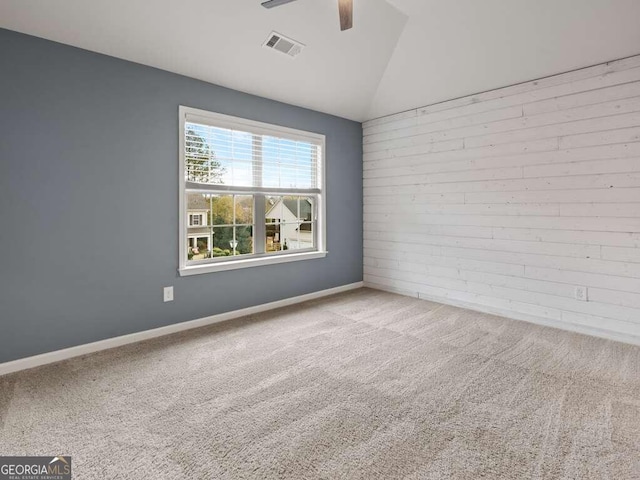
[263,32,304,58]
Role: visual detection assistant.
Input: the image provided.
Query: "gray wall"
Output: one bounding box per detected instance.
[0,29,363,364]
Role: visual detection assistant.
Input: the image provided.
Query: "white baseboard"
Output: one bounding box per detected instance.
[0,282,364,376]
[365,282,640,347]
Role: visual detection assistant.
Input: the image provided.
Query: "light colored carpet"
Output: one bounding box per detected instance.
[1,288,639,479]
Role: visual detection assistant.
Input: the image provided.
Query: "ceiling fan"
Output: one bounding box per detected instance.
[261,0,353,31]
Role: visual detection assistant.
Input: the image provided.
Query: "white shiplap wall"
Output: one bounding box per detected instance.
[363,56,640,344]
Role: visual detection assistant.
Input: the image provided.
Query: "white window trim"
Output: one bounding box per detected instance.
[178,106,327,276]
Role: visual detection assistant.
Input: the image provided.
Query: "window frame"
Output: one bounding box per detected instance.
[178,106,327,276]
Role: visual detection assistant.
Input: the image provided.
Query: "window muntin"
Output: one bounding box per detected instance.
[179,107,325,273]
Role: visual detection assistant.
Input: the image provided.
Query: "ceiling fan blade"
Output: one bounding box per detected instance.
[338,0,353,31]
[261,0,297,8]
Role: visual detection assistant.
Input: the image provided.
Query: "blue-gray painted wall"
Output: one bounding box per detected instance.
[0,28,363,364]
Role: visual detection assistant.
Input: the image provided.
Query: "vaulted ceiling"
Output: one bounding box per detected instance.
[1,0,640,122]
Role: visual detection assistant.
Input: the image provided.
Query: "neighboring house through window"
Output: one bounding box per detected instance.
[178,106,326,275]
[187,206,209,254]
[265,197,314,251]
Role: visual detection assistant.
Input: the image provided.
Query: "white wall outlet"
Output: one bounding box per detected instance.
[163,286,174,303]
[575,286,588,302]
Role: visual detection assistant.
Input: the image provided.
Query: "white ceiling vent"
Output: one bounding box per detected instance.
[263,32,304,58]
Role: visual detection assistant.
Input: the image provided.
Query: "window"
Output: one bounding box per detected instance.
[178,106,326,275]
[189,214,203,226]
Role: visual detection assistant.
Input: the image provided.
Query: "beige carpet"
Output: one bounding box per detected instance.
[1,288,639,479]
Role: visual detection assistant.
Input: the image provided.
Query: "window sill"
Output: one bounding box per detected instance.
[178,251,327,276]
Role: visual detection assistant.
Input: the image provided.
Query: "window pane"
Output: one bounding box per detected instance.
[234,225,254,256]
[302,197,314,222]
[278,223,299,252]
[235,195,253,224]
[186,193,212,261]
[291,222,314,250]
[211,195,233,225]
[265,196,285,253]
[187,234,212,261]
[265,195,282,221]
[266,222,282,252]
[212,226,234,257]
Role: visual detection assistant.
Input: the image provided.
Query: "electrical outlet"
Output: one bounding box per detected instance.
[574,286,588,302]
[163,286,174,303]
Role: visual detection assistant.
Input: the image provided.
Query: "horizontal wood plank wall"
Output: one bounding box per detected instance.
[363,56,640,342]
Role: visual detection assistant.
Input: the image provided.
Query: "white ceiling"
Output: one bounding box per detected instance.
[1,0,639,122]
[371,0,640,120]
